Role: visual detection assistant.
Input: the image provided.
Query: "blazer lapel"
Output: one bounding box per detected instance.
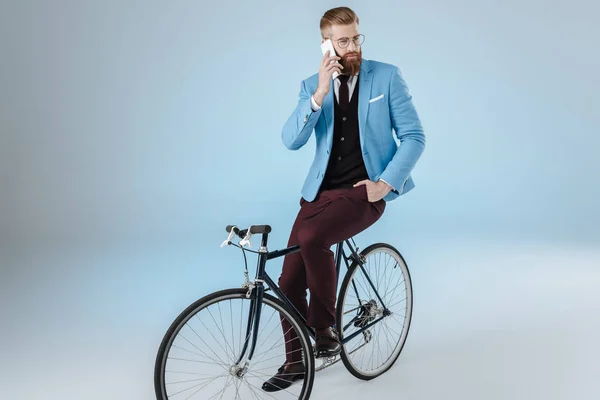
[323,81,334,150]
[357,59,373,154]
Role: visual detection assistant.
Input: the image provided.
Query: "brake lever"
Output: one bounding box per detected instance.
[239,228,252,248]
[220,226,237,248]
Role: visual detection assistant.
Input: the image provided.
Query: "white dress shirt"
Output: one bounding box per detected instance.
[310,73,359,110]
[308,72,396,192]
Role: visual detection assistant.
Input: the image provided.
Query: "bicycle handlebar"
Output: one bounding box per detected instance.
[226,224,272,238]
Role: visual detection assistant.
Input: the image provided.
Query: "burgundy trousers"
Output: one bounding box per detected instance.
[278,185,386,363]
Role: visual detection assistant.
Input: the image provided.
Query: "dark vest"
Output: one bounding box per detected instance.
[320,78,369,191]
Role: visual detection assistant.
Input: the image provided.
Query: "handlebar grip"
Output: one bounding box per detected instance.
[225,224,271,236]
[225,225,239,233]
[250,225,271,234]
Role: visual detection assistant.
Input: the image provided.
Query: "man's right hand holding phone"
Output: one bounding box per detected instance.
[312,52,343,108]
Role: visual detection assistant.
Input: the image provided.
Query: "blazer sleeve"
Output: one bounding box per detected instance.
[281,79,323,150]
[378,66,426,192]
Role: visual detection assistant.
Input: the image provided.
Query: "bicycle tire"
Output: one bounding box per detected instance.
[336,242,413,380]
[154,288,316,399]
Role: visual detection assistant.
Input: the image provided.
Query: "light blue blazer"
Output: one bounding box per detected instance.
[282,58,425,202]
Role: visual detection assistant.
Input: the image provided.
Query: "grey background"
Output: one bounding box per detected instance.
[1,0,599,399]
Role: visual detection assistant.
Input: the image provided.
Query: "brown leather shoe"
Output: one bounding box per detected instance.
[261,362,305,392]
[315,327,341,358]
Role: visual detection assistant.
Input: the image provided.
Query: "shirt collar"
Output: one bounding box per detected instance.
[337,71,359,82]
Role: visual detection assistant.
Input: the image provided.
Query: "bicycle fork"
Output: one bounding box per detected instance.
[231,258,268,378]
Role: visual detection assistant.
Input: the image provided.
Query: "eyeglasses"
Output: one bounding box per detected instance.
[327,34,365,49]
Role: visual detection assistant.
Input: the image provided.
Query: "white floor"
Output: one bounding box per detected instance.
[2,238,599,399]
[312,240,600,400]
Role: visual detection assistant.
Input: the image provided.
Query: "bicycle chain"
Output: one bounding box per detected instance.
[313,331,371,372]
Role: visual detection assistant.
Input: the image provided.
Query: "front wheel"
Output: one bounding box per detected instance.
[154,288,315,399]
[336,243,413,380]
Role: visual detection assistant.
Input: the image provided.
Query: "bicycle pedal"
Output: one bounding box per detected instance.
[315,355,339,372]
[314,349,341,359]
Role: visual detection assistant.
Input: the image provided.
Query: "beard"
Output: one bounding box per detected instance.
[340,49,362,75]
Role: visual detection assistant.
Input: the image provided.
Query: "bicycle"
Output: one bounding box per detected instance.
[154,223,413,399]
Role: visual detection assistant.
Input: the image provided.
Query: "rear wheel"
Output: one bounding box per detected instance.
[336,243,413,380]
[154,288,315,399]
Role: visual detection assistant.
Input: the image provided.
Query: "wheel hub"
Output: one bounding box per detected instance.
[354,300,379,328]
[229,364,247,379]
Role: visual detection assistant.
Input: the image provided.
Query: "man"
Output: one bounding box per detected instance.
[262,6,425,392]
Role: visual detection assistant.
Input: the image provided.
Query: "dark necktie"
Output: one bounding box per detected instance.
[337,74,350,111]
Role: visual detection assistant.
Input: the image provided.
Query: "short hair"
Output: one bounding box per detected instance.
[320,7,359,38]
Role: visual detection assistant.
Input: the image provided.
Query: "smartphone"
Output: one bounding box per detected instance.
[320,39,340,79]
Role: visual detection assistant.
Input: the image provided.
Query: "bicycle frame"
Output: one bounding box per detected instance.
[233,231,390,366]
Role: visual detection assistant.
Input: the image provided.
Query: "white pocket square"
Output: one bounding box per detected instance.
[369,94,384,103]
